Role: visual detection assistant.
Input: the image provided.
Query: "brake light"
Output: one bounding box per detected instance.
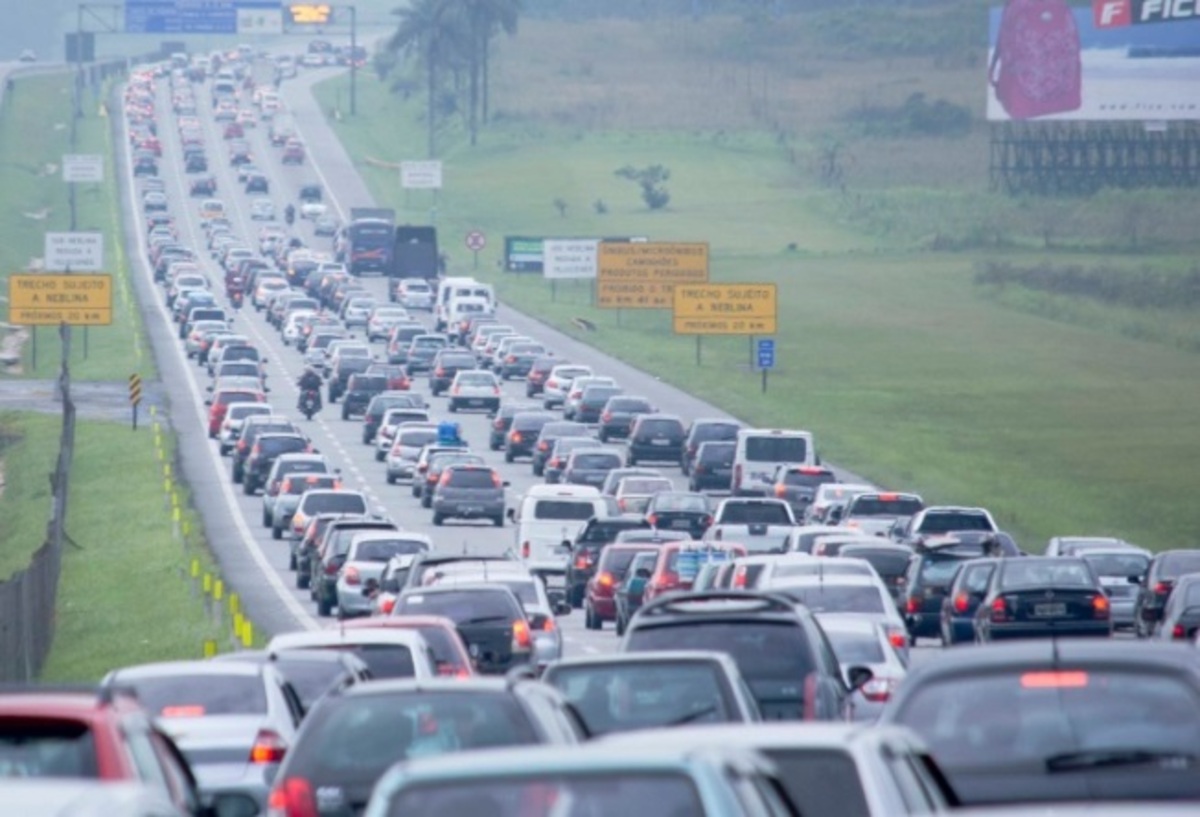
[249,730,287,764]
[453,386,460,395]
[435,367,445,376]
[512,619,532,650]
[494,419,504,429]
[494,387,501,395]
[953,593,969,614]
[380,597,395,615]
[733,567,747,589]
[510,431,522,443]
[991,597,1008,622]
[266,777,317,817]
[547,379,557,389]
[1092,593,1110,619]
[538,441,549,451]
[280,479,292,493]
[774,483,787,498]
[1155,582,1172,595]
[647,514,659,527]
[343,566,361,586]
[492,471,502,488]
[324,560,339,576]
[860,678,895,703]
[905,596,920,614]
[1020,671,1089,689]
[1173,623,1187,639]
[439,472,452,487]
[506,355,516,363]
[601,411,612,423]
[598,571,614,588]
[574,555,590,570]
[521,541,530,559]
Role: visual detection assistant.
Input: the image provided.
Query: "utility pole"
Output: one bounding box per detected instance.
[349,5,357,116]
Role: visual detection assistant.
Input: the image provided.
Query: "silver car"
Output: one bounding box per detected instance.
[335,532,432,619]
[818,616,909,723]
[431,463,507,526]
[218,401,273,456]
[1081,548,1151,629]
[261,453,332,529]
[342,296,378,328]
[541,364,593,409]
[102,660,301,814]
[395,279,434,310]
[447,370,501,413]
[385,424,441,484]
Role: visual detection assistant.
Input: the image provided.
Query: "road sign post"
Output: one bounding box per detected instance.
[757,339,775,393]
[129,373,143,430]
[464,229,486,270]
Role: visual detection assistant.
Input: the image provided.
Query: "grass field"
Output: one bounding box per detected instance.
[312,10,1200,552]
[0,73,152,381]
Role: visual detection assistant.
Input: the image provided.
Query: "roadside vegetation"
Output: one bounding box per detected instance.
[315,2,1200,553]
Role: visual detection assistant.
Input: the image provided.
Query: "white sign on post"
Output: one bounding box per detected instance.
[62,154,104,183]
[543,239,599,280]
[44,232,104,272]
[400,160,443,189]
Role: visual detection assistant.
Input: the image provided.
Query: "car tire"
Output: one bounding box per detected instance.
[273,525,283,541]
[411,484,421,498]
[421,494,432,509]
[448,402,457,413]
[616,614,626,637]
[296,572,309,589]
[597,431,607,443]
[218,444,230,456]
[287,550,296,569]
[374,449,385,463]
[505,451,514,463]
[317,594,332,617]
[432,513,444,526]
[386,473,397,485]
[261,509,271,528]
[232,465,243,484]
[533,464,544,477]
[243,478,255,496]
[492,515,504,528]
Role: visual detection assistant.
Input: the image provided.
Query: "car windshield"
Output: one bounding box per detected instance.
[0,721,98,778]
[626,621,814,683]
[1082,553,1149,577]
[283,692,539,787]
[824,629,886,666]
[353,539,429,562]
[745,435,807,462]
[390,774,702,816]
[893,671,1200,786]
[919,512,993,533]
[118,674,267,717]
[547,662,731,735]
[999,561,1094,589]
[776,584,886,614]
[719,503,791,525]
[303,493,367,515]
[533,500,596,521]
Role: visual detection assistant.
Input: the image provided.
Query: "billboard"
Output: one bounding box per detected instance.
[596,242,708,309]
[543,239,598,280]
[672,284,777,335]
[987,1,1200,121]
[504,236,543,273]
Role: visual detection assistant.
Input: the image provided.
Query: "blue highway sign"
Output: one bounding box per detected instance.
[757,338,776,370]
[125,0,279,35]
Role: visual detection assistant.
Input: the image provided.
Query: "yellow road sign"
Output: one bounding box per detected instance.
[289,3,333,24]
[8,274,112,326]
[129,373,143,406]
[673,283,778,335]
[596,242,708,308]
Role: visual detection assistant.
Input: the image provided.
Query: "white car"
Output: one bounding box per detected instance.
[393,279,435,310]
[300,200,327,219]
[374,412,433,461]
[249,197,275,221]
[385,423,440,484]
[447,370,501,413]
[218,402,274,456]
[771,573,910,662]
[541,364,593,409]
[367,306,411,342]
[282,310,317,346]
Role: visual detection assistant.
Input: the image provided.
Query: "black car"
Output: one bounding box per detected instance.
[299,183,322,203]
[838,542,914,601]
[428,350,478,397]
[184,151,208,173]
[243,433,313,495]
[328,356,372,403]
[973,557,1111,642]
[504,411,555,463]
[531,421,592,477]
[899,541,984,643]
[688,440,735,492]
[133,153,158,176]
[393,586,534,674]
[574,385,622,425]
[565,516,652,607]
[645,491,712,539]
[681,419,741,475]
[1133,549,1200,638]
[340,374,389,420]
[310,519,399,617]
[880,640,1200,806]
[525,355,559,397]
[361,391,426,445]
[597,396,655,442]
[497,341,546,380]
[488,400,541,451]
[626,414,686,466]
[231,418,300,484]
[561,447,624,489]
[543,438,607,485]
[244,173,269,193]
[622,591,870,720]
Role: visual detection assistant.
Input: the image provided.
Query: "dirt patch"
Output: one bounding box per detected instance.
[0,326,26,375]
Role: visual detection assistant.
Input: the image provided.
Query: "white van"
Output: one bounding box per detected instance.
[733,428,817,497]
[435,278,495,330]
[509,485,610,573]
[446,296,494,336]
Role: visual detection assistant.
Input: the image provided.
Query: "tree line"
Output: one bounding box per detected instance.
[381,0,520,158]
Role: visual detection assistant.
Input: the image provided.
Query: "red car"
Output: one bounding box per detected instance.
[0,688,203,813]
[339,616,475,677]
[208,388,266,438]
[584,543,661,628]
[223,121,244,139]
[281,139,305,165]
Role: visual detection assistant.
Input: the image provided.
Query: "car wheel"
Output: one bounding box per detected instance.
[273,525,283,541]
[411,484,421,498]
[243,478,255,496]
[432,513,444,526]
[218,444,230,456]
[615,614,626,637]
[940,621,952,647]
[533,465,544,477]
[421,494,432,509]
[317,594,332,617]
[571,585,585,609]
[504,451,514,463]
[386,473,396,485]
[492,515,504,528]
[448,402,457,413]
[232,465,243,484]
[287,550,296,569]
[374,450,385,462]
[261,509,271,528]
[296,572,309,589]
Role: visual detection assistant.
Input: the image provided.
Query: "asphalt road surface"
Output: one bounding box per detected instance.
[119,63,926,663]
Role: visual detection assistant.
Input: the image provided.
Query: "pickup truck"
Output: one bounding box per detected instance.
[703,498,797,554]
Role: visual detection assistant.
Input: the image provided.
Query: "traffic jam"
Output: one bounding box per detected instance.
[10,45,1198,817]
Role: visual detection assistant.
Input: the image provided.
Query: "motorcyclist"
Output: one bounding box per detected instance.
[284,203,296,226]
[298,366,322,393]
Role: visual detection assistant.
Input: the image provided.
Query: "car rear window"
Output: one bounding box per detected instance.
[285,476,339,494]
[918,557,972,586]
[353,538,429,562]
[512,413,554,431]
[399,430,439,447]
[284,691,538,785]
[601,548,656,577]
[390,774,703,815]
[626,621,815,682]
[273,658,354,710]
[699,442,735,463]
[609,398,651,412]
[776,584,886,614]
[621,479,672,495]
[692,423,740,442]
[744,435,807,463]
[572,453,621,470]
[918,512,994,533]
[547,662,731,735]
[303,493,367,515]
[638,418,683,435]
[396,590,520,623]
[839,548,911,579]
[1000,561,1093,589]
[351,376,388,391]
[652,494,709,513]
[784,470,837,489]
[850,496,924,517]
[0,720,98,778]
[1162,553,1200,579]
[824,629,886,666]
[439,354,475,368]
[121,674,267,716]
[1082,553,1149,578]
[765,749,871,817]
[532,500,597,521]
[446,469,499,489]
[718,502,791,525]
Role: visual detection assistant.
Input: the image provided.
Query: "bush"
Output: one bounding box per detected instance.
[974,261,1200,311]
[614,164,671,210]
[845,92,972,138]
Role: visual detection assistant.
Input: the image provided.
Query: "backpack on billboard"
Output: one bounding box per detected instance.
[989,0,1082,120]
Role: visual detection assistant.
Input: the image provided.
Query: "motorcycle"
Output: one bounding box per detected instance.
[230,290,244,311]
[299,388,322,420]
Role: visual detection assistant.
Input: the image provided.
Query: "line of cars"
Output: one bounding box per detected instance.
[23,59,1200,817]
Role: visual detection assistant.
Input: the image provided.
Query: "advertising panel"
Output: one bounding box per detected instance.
[987,1,1200,121]
[543,239,599,280]
[596,242,708,309]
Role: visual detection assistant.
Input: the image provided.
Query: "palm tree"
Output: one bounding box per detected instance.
[387,0,463,157]
[472,0,519,127]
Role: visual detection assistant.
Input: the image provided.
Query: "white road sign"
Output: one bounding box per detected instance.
[44,232,104,272]
[237,8,283,35]
[543,239,599,280]
[62,154,104,183]
[400,160,443,189]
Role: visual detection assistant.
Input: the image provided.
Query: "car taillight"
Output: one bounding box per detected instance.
[547,379,557,389]
[860,678,895,703]
[905,596,920,615]
[574,555,590,570]
[598,571,614,588]
[538,441,549,451]
[733,463,743,486]
[380,597,395,615]
[550,457,562,468]
[491,471,503,488]
[991,597,1008,622]
[435,367,445,376]
[618,498,627,512]
[647,514,659,527]
[493,387,501,395]
[439,472,452,487]
[510,431,523,443]
[521,541,531,559]
[343,566,361,586]
[493,419,504,429]
[774,483,787,498]
[1092,594,1110,619]
[324,560,339,576]
[886,627,907,649]
[506,355,516,363]
[540,616,556,633]
[249,729,287,764]
[733,567,747,589]
[953,593,969,614]
[1155,582,1172,595]
[453,386,460,395]
[512,619,531,650]
[601,411,612,422]
[266,777,317,817]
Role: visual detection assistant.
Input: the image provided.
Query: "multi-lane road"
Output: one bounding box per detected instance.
[119,63,882,661]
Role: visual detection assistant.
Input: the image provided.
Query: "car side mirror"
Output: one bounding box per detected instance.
[502,481,510,488]
[846,665,873,692]
[506,508,516,521]
[555,600,572,616]
[204,398,213,406]
[362,578,379,597]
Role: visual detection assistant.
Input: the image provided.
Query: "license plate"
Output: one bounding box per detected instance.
[651,439,670,446]
[461,506,483,515]
[1034,603,1066,617]
[672,519,692,529]
[467,398,484,405]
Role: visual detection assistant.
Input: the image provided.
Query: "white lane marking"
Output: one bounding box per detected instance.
[120,83,319,631]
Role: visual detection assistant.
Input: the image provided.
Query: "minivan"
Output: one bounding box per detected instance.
[733,428,816,497]
[508,485,611,574]
[435,277,495,331]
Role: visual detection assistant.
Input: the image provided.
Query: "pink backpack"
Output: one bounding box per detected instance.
[989,0,1082,120]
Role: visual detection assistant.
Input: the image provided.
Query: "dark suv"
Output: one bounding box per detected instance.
[598,396,655,442]
[340,373,389,420]
[574,385,622,425]
[361,391,425,445]
[310,519,399,617]
[1134,549,1200,639]
[688,441,735,492]
[682,419,741,475]
[622,591,870,720]
[532,421,592,477]
[899,542,986,643]
[232,417,300,484]
[431,464,507,527]
[505,411,555,463]
[243,432,312,495]
[489,401,541,451]
[428,350,477,396]
[566,516,653,607]
[328,356,372,403]
[627,414,686,466]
